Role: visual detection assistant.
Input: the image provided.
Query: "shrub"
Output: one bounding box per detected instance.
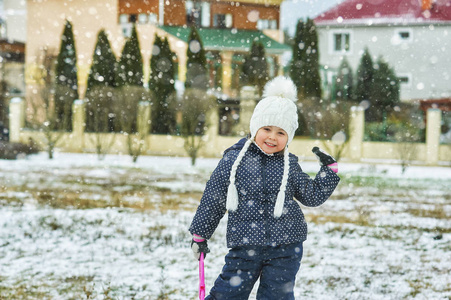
[0,139,39,160]
[364,103,425,142]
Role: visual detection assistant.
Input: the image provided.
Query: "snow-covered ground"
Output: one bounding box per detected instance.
[0,152,450,299]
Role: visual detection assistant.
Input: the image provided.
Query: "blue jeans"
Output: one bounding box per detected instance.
[206,242,303,300]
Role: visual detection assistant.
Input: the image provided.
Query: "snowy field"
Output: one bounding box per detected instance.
[0,152,450,299]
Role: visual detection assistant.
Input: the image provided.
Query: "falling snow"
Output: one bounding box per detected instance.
[0,152,450,299]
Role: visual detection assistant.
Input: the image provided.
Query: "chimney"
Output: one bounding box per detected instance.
[422,0,433,10]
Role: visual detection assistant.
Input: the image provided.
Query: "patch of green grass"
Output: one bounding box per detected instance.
[407,278,432,298]
[339,175,450,191]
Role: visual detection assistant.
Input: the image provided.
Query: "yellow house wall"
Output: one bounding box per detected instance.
[362,142,427,161]
[26,0,122,94]
[25,0,170,100]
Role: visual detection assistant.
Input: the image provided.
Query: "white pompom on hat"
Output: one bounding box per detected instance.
[250,76,299,144]
[227,76,299,218]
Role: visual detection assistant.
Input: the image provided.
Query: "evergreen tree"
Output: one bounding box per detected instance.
[54,20,78,131]
[241,40,268,96]
[354,47,374,104]
[290,18,321,100]
[370,56,400,121]
[149,35,177,134]
[334,57,353,102]
[117,24,143,87]
[290,19,306,98]
[115,24,146,133]
[87,30,117,90]
[185,26,208,90]
[303,18,322,99]
[86,30,117,132]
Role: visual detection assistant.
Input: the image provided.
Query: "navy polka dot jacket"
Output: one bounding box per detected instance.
[189,138,340,248]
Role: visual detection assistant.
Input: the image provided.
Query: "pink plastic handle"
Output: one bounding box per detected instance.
[199,252,205,300]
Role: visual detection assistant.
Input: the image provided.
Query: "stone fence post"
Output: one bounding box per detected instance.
[137,101,151,137]
[72,99,85,151]
[205,100,219,144]
[235,86,257,136]
[349,106,364,161]
[9,97,25,142]
[426,108,441,165]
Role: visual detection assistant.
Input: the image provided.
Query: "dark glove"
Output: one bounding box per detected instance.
[191,236,210,260]
[312,147,338,173]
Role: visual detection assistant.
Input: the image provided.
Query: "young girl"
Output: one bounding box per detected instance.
[189,76,340,299]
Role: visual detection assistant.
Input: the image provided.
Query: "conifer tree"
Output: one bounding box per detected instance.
[54,20,78,131]
[185,26,208,90]
[149,35,177,134]
[241,40,268,96]
[85,30,117,132]
[87,30,117,89]
[114,24,146,134]
[290,18,321,100]
[354,47,374,105]
[335,57,353,102]
[303,18,322,99]
[290,19,306,98]
[117,24,143,87]
[370,56,400,121]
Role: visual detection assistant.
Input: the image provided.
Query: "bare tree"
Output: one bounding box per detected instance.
[395,142,418,174]
[28,48,68,159]
[114,86,150,163]
[180,88,215,165]
[321,130,349,163]
[85,86,116,160]
[303,101,352,162]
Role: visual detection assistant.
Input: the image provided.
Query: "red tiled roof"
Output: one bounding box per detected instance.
[314,0,451,25]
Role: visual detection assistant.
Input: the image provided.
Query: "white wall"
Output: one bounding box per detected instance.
[3,0,26,42]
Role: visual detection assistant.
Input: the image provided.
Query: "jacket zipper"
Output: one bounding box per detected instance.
[261,155,270,244]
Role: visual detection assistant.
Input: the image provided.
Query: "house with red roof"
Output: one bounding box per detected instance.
[314,0,451,105]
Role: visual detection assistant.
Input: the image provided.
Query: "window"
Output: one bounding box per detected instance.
[138,14,148,24]
[330,30,352,54]
[398,74,412,87]
[186,1,210,27]
[120,12,157,25]
[137,13,158,24]
[257,19,277,30]
[121,23,132,37]
[201,2,210,27]
[334,33,350,52]
[148,13,158,24]
[119,14,129,24]
[399,31,410,39]
[395,28,413,43]
[119,14,138,24]
[214,14,232,28]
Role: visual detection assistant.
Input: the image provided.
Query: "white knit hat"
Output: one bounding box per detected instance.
[227,76,298,218]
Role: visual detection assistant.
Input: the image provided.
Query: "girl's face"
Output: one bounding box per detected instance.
[255,126,288,154]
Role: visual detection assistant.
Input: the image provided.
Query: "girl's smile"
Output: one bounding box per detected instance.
[255,126,288,154]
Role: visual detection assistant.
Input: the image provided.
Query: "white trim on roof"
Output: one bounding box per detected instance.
[315,17,451,27]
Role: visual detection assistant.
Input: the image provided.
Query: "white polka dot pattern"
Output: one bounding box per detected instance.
[189,139,340,248]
